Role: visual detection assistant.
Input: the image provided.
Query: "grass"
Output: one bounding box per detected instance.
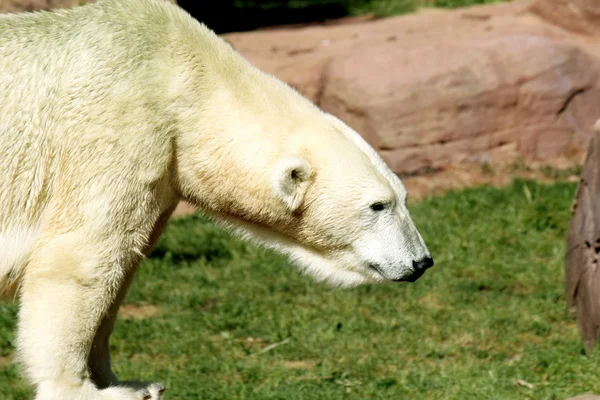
[1,178,597,399]
[346,0,507,18]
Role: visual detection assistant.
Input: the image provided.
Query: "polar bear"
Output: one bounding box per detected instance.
[0,0,433,399]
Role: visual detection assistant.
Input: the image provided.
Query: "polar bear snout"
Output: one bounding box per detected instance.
[366,253,433,283]
[397,256,434,282]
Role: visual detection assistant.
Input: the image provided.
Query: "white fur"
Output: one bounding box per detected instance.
[0,0,431,398]
[0,225,40,293]
[0,226,39,272]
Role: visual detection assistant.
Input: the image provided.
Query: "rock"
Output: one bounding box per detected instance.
[172,201,197,218]
[528,0,600,36]
[321,37,600,175]
[565,119,600,354]
[224,0,600,175]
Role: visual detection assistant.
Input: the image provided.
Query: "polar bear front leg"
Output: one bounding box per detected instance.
[88,267,137,389]
[88,268,165,398]
[89,205,176,393]
[16,232,164,400]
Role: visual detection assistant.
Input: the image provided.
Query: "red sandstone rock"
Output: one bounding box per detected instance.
[528,0,600,36]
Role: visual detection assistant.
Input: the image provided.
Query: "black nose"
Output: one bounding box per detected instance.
[413,256,434,272]
[400,256,434,282]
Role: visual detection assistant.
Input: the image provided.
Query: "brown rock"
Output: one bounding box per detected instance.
[171,201,197,218]
[224,0,600,176]
[566,119,600,354]
[528,0,600,36]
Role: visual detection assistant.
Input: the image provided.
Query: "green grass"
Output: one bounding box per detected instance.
[238,0,508,16]
[346,0,507,18]
[1,179,596,399]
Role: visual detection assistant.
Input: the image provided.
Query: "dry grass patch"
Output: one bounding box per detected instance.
[119,304,160,320]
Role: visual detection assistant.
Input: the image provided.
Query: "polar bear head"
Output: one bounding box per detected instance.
[173,26,433,288]
[261,112,434,288]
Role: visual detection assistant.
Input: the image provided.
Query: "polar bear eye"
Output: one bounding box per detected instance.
[370,202,386,212]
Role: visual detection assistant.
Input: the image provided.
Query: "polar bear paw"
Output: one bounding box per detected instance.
[101,382,166,400]
[145,382,167,400]
[36,380,166,400]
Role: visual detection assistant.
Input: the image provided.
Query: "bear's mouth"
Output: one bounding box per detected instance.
[369,263,424,282]
[368,263,389,280]
[392,268,426,283]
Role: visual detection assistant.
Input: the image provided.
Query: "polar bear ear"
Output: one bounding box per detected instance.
[272,156,313,213]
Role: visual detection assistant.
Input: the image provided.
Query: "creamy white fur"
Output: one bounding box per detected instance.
[0,0,431,399]
[0,225,40,294]
[0,227,39,271]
